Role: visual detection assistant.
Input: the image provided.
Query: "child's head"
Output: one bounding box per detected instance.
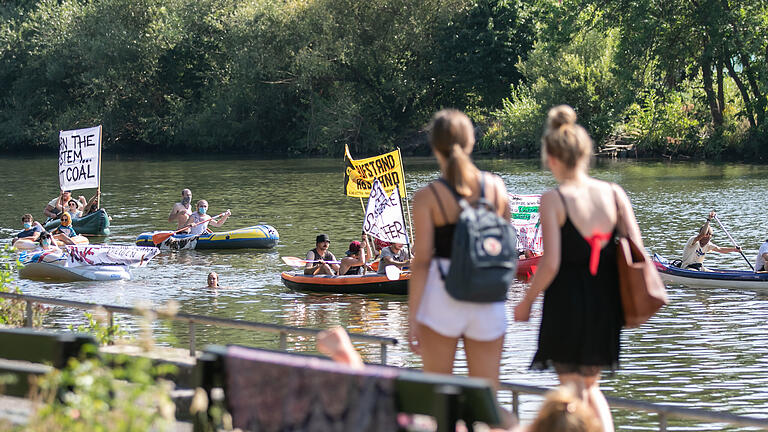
[528,384,601,432]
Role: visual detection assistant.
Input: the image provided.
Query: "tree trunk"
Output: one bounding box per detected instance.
[739,54,766,125]
[716,60,725,114]
[724,57,756,128]
[701,55,723,127]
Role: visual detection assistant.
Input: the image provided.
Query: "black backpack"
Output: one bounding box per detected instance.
[437,173,518,302]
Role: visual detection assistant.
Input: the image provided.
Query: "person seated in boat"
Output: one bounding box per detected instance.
[67,199,82,218]
[50,212,78,245]
[11,214,43,245]
[37,231,60,251]
[169,188,193,231]
[681,211,741,271]
[377,242,411,275]
[754,237,768,272]
[183,200,231,236]
[44,190,86,221]
[338,241,372,276]
[79,191,101,217]
[305,233,339,275]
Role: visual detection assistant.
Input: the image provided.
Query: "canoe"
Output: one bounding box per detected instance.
[281,271,408,295]
[13,235,89,250]
[135,225,279,250]
[653,253,768,289]
[17,245,159,282]
[44,209,110,236]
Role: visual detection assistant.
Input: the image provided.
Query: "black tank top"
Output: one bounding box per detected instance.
[427,175,497,258]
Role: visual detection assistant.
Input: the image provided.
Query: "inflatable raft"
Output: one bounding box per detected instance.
[653,253,768,289]
[13,235,89,250]
[44,209,110,236]
[516,254,541,280]
[281,271,408,295]
[136,225,279,250]
[18,245,159,282]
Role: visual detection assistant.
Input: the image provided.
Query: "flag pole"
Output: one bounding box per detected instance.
[96,125,102,209]
[397,147,414,246]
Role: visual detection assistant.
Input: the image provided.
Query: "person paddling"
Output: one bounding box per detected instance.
[755,237,768,272]
[182,200,230,236]
[305,234,339,275]
[681,211,741,271]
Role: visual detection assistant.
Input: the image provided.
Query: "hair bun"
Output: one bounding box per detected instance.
[547,105,577,130]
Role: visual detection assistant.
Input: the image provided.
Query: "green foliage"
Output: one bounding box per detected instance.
[482,25,623,154]
[623,89,704,156]
[24,354,176,432]
[0,246,48,327]
[68,311,126,346]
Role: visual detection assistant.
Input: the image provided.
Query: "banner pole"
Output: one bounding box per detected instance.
[96,125,102,209]
[359,197,373,258]
[397,148,414,246]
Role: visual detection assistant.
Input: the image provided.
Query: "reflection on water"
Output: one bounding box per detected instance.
[2,156,768,427]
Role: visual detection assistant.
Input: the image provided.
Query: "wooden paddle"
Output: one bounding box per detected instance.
[281,256,341,267]
[712,213,754,271]
[152,211,228,245]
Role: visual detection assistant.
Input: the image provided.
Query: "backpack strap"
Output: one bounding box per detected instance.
[427,182,450,223]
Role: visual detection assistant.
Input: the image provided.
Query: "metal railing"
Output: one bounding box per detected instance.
[2,291,767,430]
[501,382,768,431]
[0,291,397,364]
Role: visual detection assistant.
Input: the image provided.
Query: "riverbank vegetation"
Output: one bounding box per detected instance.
[0,0,766,160]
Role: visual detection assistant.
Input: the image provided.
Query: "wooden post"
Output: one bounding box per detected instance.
[96,125,102,209]
[397,148,414,245]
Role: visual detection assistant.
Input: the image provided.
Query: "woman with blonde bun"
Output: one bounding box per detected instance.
[514,105,646,431]
[409,109,511,387]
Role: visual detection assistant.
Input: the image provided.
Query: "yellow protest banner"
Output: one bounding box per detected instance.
[343,145,406,198]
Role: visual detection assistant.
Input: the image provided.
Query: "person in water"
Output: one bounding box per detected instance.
[169,189,193,230]
[305,234,339,275]
[680,211,740,271]
[12,214,43,244]
[207,272,220,288]
[338,241,369,275]
[51,212,78,245]
[183,200,230,236]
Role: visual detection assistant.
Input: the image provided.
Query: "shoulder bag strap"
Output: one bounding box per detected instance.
[612,184,626,238]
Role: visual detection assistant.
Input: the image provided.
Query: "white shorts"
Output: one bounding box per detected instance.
[415,258,507,341]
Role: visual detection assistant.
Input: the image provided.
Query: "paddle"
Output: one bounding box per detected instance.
[384,265,410,281]
[152,211,228,245]
[712,213,754,271]
[281,256,341,267]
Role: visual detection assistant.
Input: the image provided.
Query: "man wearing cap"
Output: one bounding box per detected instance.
[44,190,86,221]
[681,211,741,271]
[338,241,368,276]
[305,234,339,275]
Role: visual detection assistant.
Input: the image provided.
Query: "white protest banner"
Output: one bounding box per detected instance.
[509,194,542,253]
[363,179,409,244]
[59,125,101,191]
[22,245,159,268]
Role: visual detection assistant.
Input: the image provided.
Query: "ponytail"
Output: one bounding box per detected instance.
[428,110,477,197]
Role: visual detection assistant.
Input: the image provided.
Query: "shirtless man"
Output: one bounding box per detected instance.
[44,190,86,221]
[168,189,193,230]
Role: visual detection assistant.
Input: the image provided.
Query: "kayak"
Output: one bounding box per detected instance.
[653,253,768,289]
[17,245,159,282]
[281,271,408,295]
[13,235,89,250]
[44,209,110,236]
[135,225,279,250]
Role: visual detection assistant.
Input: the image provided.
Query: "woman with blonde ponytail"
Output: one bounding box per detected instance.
[409,109,511,387]
[514,105,646,432]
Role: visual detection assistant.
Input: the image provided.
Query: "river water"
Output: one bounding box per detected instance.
[1,156,767,429]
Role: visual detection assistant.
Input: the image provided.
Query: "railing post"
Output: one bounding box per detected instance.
[380,343,388,365]
[512,391,520,419]
[107,310,114,345]
[659,412,667,431]
[25,300,33,327]
[189,321,196,357]
[279,331,287,350]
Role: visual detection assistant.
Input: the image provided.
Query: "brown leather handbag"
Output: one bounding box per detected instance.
[614,188,668,328]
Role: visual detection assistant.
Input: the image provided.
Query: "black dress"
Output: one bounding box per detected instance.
[530,190,623,376]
